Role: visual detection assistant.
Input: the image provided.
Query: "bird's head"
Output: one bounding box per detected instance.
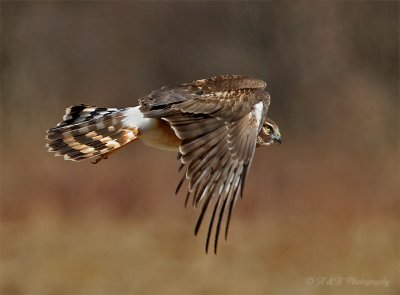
[257,118,282,147]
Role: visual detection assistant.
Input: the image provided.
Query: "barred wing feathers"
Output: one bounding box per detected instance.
[170,112,260,253]
[46,76,271,253]
[139,76,269,253]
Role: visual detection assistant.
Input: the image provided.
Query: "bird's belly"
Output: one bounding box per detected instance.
[140,119,180,152]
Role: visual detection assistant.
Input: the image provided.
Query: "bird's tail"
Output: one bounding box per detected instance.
[46,104,140,162]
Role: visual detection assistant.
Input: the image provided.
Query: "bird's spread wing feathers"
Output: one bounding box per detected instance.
[139,75,270,122]
[139,75,270,253]
[46,75,272,253]
[171,110,260,253]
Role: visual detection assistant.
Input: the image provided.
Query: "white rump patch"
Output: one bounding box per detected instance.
[122,106,179,152]
[122,106,158,132]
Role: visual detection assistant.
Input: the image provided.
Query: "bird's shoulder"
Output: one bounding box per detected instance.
[183,75,267,92]
[139,75,270,119]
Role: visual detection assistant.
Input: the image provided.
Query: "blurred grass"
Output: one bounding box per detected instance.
[1,1,398,294]
[1,210,398,295]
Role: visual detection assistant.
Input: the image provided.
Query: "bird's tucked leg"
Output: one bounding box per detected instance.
[91,153,111,164]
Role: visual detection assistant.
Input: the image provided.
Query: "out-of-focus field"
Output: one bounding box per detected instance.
[1,1,398,294]
[1,213,397,295]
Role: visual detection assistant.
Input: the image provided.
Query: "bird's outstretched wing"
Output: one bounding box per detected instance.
[139,75,270,253]
[139,75,269,121]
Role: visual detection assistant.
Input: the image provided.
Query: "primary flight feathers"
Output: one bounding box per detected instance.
[46,75,282,253]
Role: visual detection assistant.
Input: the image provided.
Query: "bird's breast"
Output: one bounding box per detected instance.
[140,118,180,152]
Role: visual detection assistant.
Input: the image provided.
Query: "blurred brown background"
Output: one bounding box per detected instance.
[1,1,398,294]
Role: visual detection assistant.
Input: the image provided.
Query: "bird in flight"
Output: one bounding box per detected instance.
[46,75,282,253]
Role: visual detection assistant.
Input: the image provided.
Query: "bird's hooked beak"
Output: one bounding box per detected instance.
[272,132,282,144]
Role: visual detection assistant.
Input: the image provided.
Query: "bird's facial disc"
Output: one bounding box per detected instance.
[257,120,282,147]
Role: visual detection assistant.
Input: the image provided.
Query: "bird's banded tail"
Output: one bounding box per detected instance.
[46,104,139,162]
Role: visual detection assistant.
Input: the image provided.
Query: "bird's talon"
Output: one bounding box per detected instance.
[91,154,109,164]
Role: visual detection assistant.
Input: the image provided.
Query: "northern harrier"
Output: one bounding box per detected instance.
[46,75,282,253]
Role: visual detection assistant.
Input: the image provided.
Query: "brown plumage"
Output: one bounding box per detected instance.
[46,75,282,254]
